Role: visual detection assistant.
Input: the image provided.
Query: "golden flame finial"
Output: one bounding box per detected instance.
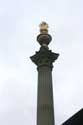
[39,22,48,34]
[37,22,52,46]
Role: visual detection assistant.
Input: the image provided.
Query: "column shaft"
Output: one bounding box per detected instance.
[37,66,54,125]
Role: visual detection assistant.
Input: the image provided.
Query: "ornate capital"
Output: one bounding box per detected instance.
[30,46,59,70]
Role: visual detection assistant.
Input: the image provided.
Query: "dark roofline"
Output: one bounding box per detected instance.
[62,108,83,125]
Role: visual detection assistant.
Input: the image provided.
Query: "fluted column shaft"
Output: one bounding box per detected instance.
[37,65,54,125]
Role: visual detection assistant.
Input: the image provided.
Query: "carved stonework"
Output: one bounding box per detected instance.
[30,46,59,70]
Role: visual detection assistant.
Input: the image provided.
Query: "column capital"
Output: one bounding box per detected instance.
[30,46,59,70]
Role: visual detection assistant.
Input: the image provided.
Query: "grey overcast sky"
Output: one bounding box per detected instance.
[0,0,83,125]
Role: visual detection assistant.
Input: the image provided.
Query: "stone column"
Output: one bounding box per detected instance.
[30,22,59,125]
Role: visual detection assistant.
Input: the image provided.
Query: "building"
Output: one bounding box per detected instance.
[63,109,83,125]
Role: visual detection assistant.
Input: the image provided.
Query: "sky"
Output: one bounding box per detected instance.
[0,0,83,124]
